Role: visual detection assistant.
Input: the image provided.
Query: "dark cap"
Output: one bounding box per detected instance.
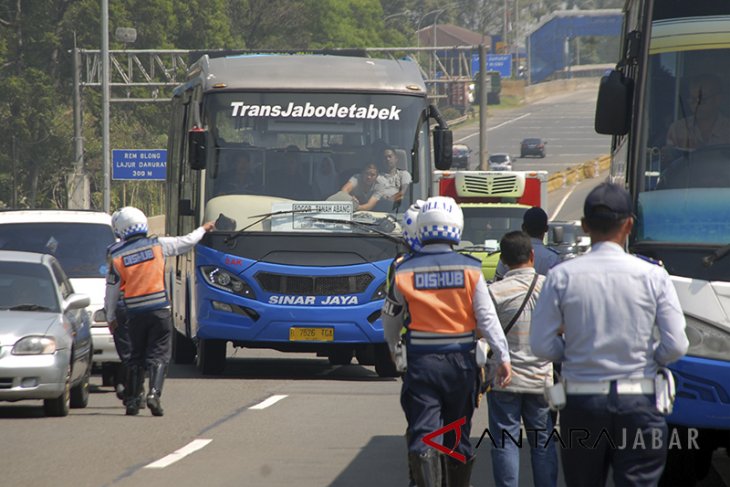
[522,207,548,233]
[584,182,632,220]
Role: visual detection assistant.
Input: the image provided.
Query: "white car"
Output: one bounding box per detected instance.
[488,153,513,171]
[0,250,92,416]
[0,210,119,384]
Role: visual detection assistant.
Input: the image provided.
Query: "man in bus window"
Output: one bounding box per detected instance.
[339,162,385,211]
[379,146,412,204]
[665,73,730,151]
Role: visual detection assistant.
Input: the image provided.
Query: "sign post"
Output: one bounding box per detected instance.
[112,149,167,181]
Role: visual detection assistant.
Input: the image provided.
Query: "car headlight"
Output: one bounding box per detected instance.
[201,266,256,299]
[13,336,56,355]
[684,315,730,361]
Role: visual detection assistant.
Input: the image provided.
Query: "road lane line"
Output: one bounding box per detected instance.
[455,113,532,143]
[249,394,288,410]
[144,439,212,469]
[550,184,578,221]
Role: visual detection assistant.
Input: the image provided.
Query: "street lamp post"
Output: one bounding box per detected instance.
[102,0,110,213]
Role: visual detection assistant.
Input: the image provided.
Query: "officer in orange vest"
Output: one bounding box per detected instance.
[104,207,215,416]
[383,196,512,486]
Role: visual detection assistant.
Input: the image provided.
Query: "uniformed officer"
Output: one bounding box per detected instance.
[530,183,689,486]
[104,207,215,416]
[494,206,560,281]
[383,196,512,487]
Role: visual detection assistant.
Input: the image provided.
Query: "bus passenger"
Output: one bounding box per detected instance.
[213,152,261,196]
[379,146,412,204]
[339,162,385,211]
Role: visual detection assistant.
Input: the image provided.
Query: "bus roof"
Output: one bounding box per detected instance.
[178,54,427,96]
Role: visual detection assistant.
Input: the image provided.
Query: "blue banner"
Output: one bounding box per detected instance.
[112,149,167,181]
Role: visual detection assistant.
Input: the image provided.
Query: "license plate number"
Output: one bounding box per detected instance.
[289,327,334,341]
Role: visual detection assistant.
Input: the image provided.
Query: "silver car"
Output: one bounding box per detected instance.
[0,250,93,416]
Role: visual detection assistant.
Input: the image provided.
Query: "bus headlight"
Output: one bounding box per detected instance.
[371,282,387,301]
[684,315,730,361]
[201,266,256,299]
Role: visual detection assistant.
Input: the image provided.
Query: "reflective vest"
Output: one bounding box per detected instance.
[393,251,482,353]
[109,236,168,313]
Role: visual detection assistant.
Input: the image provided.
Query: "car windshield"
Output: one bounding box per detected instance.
[0,223,115,278]
[489,154,509,163]
[524,139,540,145]
[460,206,526,246]
[0,261,59,312]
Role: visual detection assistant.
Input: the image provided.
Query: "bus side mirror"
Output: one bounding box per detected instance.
[433,127,453,171]
[595,70,633,136]
[188,128,207,170]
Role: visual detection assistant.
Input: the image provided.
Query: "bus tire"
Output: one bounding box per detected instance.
[197,338,226,376]
[374,344,400,378]
[173,327,196,364]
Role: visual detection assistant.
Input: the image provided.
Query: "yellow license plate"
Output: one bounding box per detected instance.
[289,327,334,341]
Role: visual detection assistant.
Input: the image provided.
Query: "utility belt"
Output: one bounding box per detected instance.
[544,368,676,415]
[405,330,475,354]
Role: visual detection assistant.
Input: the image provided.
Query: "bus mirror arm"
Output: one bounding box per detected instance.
[702,244,730,268]
[429,105,453,171]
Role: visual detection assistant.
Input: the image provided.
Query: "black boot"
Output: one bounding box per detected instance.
[409,450,442,487]
[124,365,142,416]
[444,456,474,487]
[146,362,167,416]
[115,363,126,401]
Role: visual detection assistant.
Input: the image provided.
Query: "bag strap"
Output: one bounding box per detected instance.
[486,273,539,359]
[502,273,539,336]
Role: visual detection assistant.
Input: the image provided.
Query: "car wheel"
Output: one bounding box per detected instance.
[70,357,91,409]
[44,366,71,417]
[101,363,117,387]
[197,338,227,375]
[173,327,196,364]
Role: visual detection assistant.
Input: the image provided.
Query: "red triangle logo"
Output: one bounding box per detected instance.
[421,416,467,463]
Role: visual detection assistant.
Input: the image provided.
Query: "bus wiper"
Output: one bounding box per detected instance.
[702,244,730,267]
[224,208,317,245]
[304,216,403,245]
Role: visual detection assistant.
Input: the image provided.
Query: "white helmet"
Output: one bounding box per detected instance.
[402,200,425,251]
[112,206,148,239]
[417,196,463,245]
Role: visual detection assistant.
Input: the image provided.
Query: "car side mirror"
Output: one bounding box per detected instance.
[93,308,107,322]
[65,293,90,311]
[551,225,564,245]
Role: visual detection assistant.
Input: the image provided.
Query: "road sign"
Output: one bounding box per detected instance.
[112,149,167,180]
[471,54,513,79]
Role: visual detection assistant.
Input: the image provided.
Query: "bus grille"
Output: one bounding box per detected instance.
[255,272,374,295]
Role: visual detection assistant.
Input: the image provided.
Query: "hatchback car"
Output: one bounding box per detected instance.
[0,250,92,416]
[487,153,513,171]
[520,138,546,158]
[0,210,118,384]
[452,144,471,169]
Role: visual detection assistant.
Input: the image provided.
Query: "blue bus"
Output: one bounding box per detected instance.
[595,1,730,483]
[165,53,452,377]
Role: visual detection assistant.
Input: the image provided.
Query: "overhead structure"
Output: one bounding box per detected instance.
[526,9,622,84]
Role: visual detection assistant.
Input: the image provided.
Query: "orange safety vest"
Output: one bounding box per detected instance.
[109,236,168,313]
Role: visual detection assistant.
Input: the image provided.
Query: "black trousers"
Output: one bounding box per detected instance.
[112,305,132,365]
[127,308,172,369]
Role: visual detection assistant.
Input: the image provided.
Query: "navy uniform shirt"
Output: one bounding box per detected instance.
[530,241,689,382]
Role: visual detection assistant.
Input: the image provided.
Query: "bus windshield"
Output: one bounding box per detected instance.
[637,13,730,245]
[201,92,426,232]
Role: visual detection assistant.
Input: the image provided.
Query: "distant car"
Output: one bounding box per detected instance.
[452,144,471,169]
[0,250,92,416]
[487,153,513,171]
[0,210,118,385]
[520,138,546,158]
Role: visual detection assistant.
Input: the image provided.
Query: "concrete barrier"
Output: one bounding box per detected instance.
[546,154,610,194]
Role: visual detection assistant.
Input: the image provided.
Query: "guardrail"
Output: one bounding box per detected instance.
[546,154,610,193]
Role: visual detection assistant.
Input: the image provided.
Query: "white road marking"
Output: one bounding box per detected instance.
[249,394,288,410]
[144,439,212,469]
[550,184,579,221]
[455,113,532,142]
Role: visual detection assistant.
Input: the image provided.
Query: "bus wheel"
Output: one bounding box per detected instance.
[173,327,196,364]
[197,338,226,376]
[355,346,375,366]
[328,348,353,366]
[374,344,400,378]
